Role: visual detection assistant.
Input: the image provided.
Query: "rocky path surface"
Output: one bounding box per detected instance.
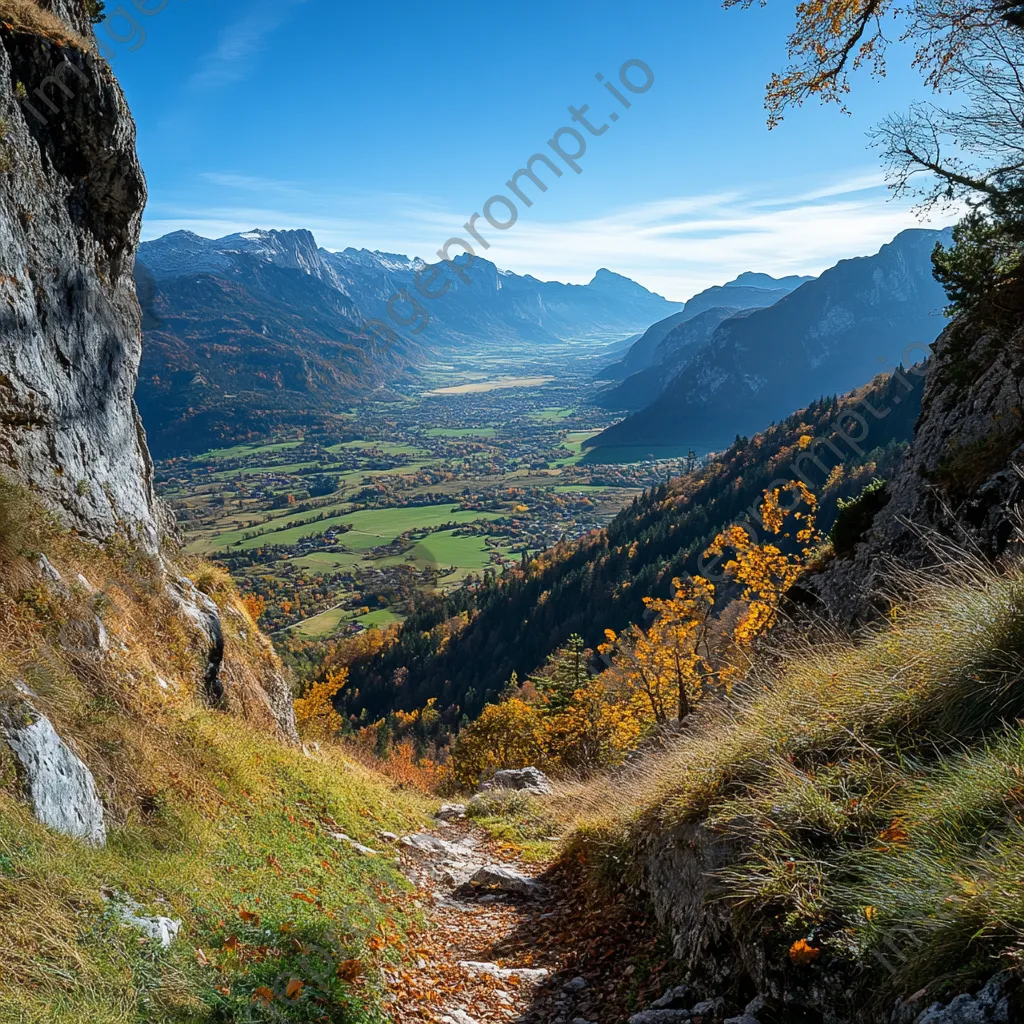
[381,808,573,1024]
[378,800,701,1024]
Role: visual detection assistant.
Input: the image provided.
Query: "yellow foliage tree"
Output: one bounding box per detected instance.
[600,574,716,723]
[294,665,347,740]
[705,481,820,651]
[541,676,645,771]
[448,698,545,790]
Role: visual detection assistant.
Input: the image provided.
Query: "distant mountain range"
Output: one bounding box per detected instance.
[586,228,952,458]
[594,271,815,410]
[134,228,683,455]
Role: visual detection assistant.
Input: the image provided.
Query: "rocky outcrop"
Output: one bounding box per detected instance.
[0,11,158,548]
[1,698,106,845]
[479,766,554,795]
[808,281,1024,624]
[0,12,299,746]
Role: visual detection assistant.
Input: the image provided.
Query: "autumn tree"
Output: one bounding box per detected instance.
[294,666,347,740]
[600,574,716,724]
[447,698,546,790]
[705,481,821,652]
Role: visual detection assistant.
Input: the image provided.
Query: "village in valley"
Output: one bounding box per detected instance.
[157,348,700,657]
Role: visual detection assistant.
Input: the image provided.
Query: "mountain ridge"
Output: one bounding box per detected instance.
[587,227,952,455]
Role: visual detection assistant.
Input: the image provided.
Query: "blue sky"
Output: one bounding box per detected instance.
[107,0,953,300]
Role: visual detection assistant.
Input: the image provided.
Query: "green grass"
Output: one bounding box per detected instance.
[290,606,404,638]
[567,558,1024,1004]
[423,428,496,438]
[531,407,575,423]
[198,440,304,461]
[0,518,432,1023]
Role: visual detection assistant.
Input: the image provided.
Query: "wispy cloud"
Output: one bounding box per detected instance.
[186,0,309,92]
[142,171,955,301]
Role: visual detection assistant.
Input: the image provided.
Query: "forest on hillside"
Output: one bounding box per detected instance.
[336,369,926,730]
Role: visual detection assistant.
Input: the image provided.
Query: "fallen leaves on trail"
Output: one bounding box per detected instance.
[383,822,682,1024]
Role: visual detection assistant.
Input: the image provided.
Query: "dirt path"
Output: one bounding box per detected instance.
[378,812,676,1024]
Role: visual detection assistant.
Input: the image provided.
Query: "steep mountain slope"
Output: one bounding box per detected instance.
[597,271,811,384]
[565,283,1024,1023]
[341,370,923,725]
[588,229,951,456]
[0,8,157,548]
[807,272,1024,624]
[595,306,742,411]
[134,231,415,458]
[0,11,428,1023]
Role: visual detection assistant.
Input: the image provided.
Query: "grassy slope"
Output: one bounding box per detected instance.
[0,490,430,1023]
[559,558,1024,1007]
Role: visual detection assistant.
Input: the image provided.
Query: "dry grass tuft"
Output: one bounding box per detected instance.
[0,0,90,49]
[550,556,1024,998]
[0,481,432,1022]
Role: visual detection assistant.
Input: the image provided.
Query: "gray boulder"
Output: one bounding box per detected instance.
[653,985,694,1009]
[436,803,467,821]
[469,863,545,897]
[481,766,553,795]
[1,703,106,844]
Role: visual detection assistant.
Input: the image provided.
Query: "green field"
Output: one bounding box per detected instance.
[199,440,303,460]
[552,430,601,468]
[290,605,405,638]
[424,427,496,438]
[198,504,502,559]
[532,407,575,423]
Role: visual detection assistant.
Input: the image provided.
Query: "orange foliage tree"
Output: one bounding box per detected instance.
[294,666,347,740]
[447,698,546,790]
[599,574,716,723]
[723,0,1016,126]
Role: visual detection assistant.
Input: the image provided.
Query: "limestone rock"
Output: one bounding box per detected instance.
[1,702,105,844]
[0,21,159,550]
[165,574,224,705]
[109,894,181,949]
[480,766,553,795]
[807,293,1024,625]
[330,832,378,856]
[440,1011,478,1024]
[457,960,549,983]
[653,985,694,1009]
[436,803,466,821]
[469,864,545,897]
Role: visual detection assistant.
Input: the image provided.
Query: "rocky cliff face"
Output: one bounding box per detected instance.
[0,11,158,548]
[0,9,297,770]
[808,278,1024,624]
